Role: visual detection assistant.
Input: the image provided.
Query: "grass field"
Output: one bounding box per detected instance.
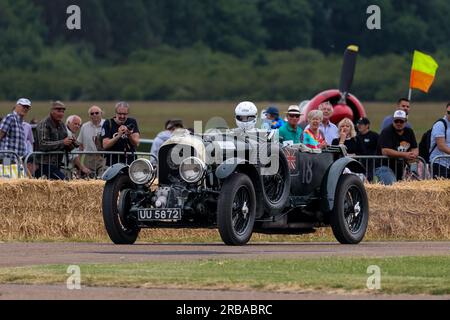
[0,101,447,141]
[0,256,448,295]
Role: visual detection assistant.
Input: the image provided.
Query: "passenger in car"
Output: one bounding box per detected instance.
[279,105,303,145]
[332,118,365,155]
[302,110,327,149]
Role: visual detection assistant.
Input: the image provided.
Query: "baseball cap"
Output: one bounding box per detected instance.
[393,110,407,120]
[265,106,280,116]
[357,117,370,125]
[16,98,31,107]
[286,105,301,115]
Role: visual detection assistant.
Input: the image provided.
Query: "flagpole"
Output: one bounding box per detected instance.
[409,51,414,102]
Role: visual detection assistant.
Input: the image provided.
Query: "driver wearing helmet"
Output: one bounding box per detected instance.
[234,101,258,132]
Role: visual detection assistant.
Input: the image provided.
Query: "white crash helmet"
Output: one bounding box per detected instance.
[235,101,258,131]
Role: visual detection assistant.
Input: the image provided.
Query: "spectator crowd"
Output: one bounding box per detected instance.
[261,98,450,184]
[0,99,141,180]
[0,97,449,184]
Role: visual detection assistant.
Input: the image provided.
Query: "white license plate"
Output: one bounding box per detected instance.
[138,209,182,221]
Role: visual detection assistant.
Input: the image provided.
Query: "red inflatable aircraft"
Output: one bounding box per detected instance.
[299,45,367,126]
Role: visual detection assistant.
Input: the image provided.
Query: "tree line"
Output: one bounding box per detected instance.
[0,0,448,101]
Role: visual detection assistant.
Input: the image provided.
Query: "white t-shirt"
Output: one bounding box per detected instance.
[77,119,105,152]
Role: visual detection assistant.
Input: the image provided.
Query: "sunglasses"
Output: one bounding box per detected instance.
[288,114,300,118]
[401,105,410,108]
[394,120,406,124]
[90,112,100,116]
[447,111,450,115]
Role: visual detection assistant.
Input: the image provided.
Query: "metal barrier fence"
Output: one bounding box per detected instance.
[351,155,429,184]
[24,151,153,180]
[0,136,151,180]
[3,148,446,182]
[430,155,450,178]
[0,151,26,179]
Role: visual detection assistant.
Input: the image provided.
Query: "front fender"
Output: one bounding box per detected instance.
[215,158,247,179]
[320,157,366,213]
[102,163,129,181]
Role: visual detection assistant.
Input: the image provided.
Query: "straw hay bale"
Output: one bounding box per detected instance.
[0,179,448,241]
[0,179,105,241]
[365,180,450,240]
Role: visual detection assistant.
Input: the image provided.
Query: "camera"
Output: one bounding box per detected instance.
[126,124,135,132]
[72,140,80,148]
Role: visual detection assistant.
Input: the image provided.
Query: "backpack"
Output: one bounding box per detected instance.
[419,119,448,163]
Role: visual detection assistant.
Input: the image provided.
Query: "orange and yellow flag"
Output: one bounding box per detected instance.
[410,51,439,93]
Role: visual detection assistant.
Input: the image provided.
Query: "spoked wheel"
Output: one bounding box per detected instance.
[261,149,291,212]
[263,172,285,203]
[217,173,256,246]
[102,174,140,244]
[331,174,369,244]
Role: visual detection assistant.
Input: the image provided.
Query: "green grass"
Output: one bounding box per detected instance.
[0,101,446,140]
[1,256,449,295]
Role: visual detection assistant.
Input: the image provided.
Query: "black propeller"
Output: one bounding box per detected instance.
[338,45,359,104]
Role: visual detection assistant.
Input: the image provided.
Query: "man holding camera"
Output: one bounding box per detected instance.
[35,101,77,180]
[101,101,140,166]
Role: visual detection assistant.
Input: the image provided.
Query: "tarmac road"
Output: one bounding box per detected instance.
[0,242,448,300]
[1,284,448,300]
[0,242,449,267]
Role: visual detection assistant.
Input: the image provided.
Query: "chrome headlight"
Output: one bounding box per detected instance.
[129,159,155,185]
[179,157,206,183]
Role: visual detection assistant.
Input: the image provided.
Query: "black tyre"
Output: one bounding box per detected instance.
[331,174,369,244]
[261,149,291,212]
[102,174,140,244]
[217,173,256,246]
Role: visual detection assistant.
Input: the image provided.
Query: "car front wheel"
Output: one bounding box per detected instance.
[331,174,369,244]
[217,173,256,246]
[102,174,140,245]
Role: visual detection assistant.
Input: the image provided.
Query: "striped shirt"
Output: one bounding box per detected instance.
[302,128,325,149]
[0,112,26,157]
